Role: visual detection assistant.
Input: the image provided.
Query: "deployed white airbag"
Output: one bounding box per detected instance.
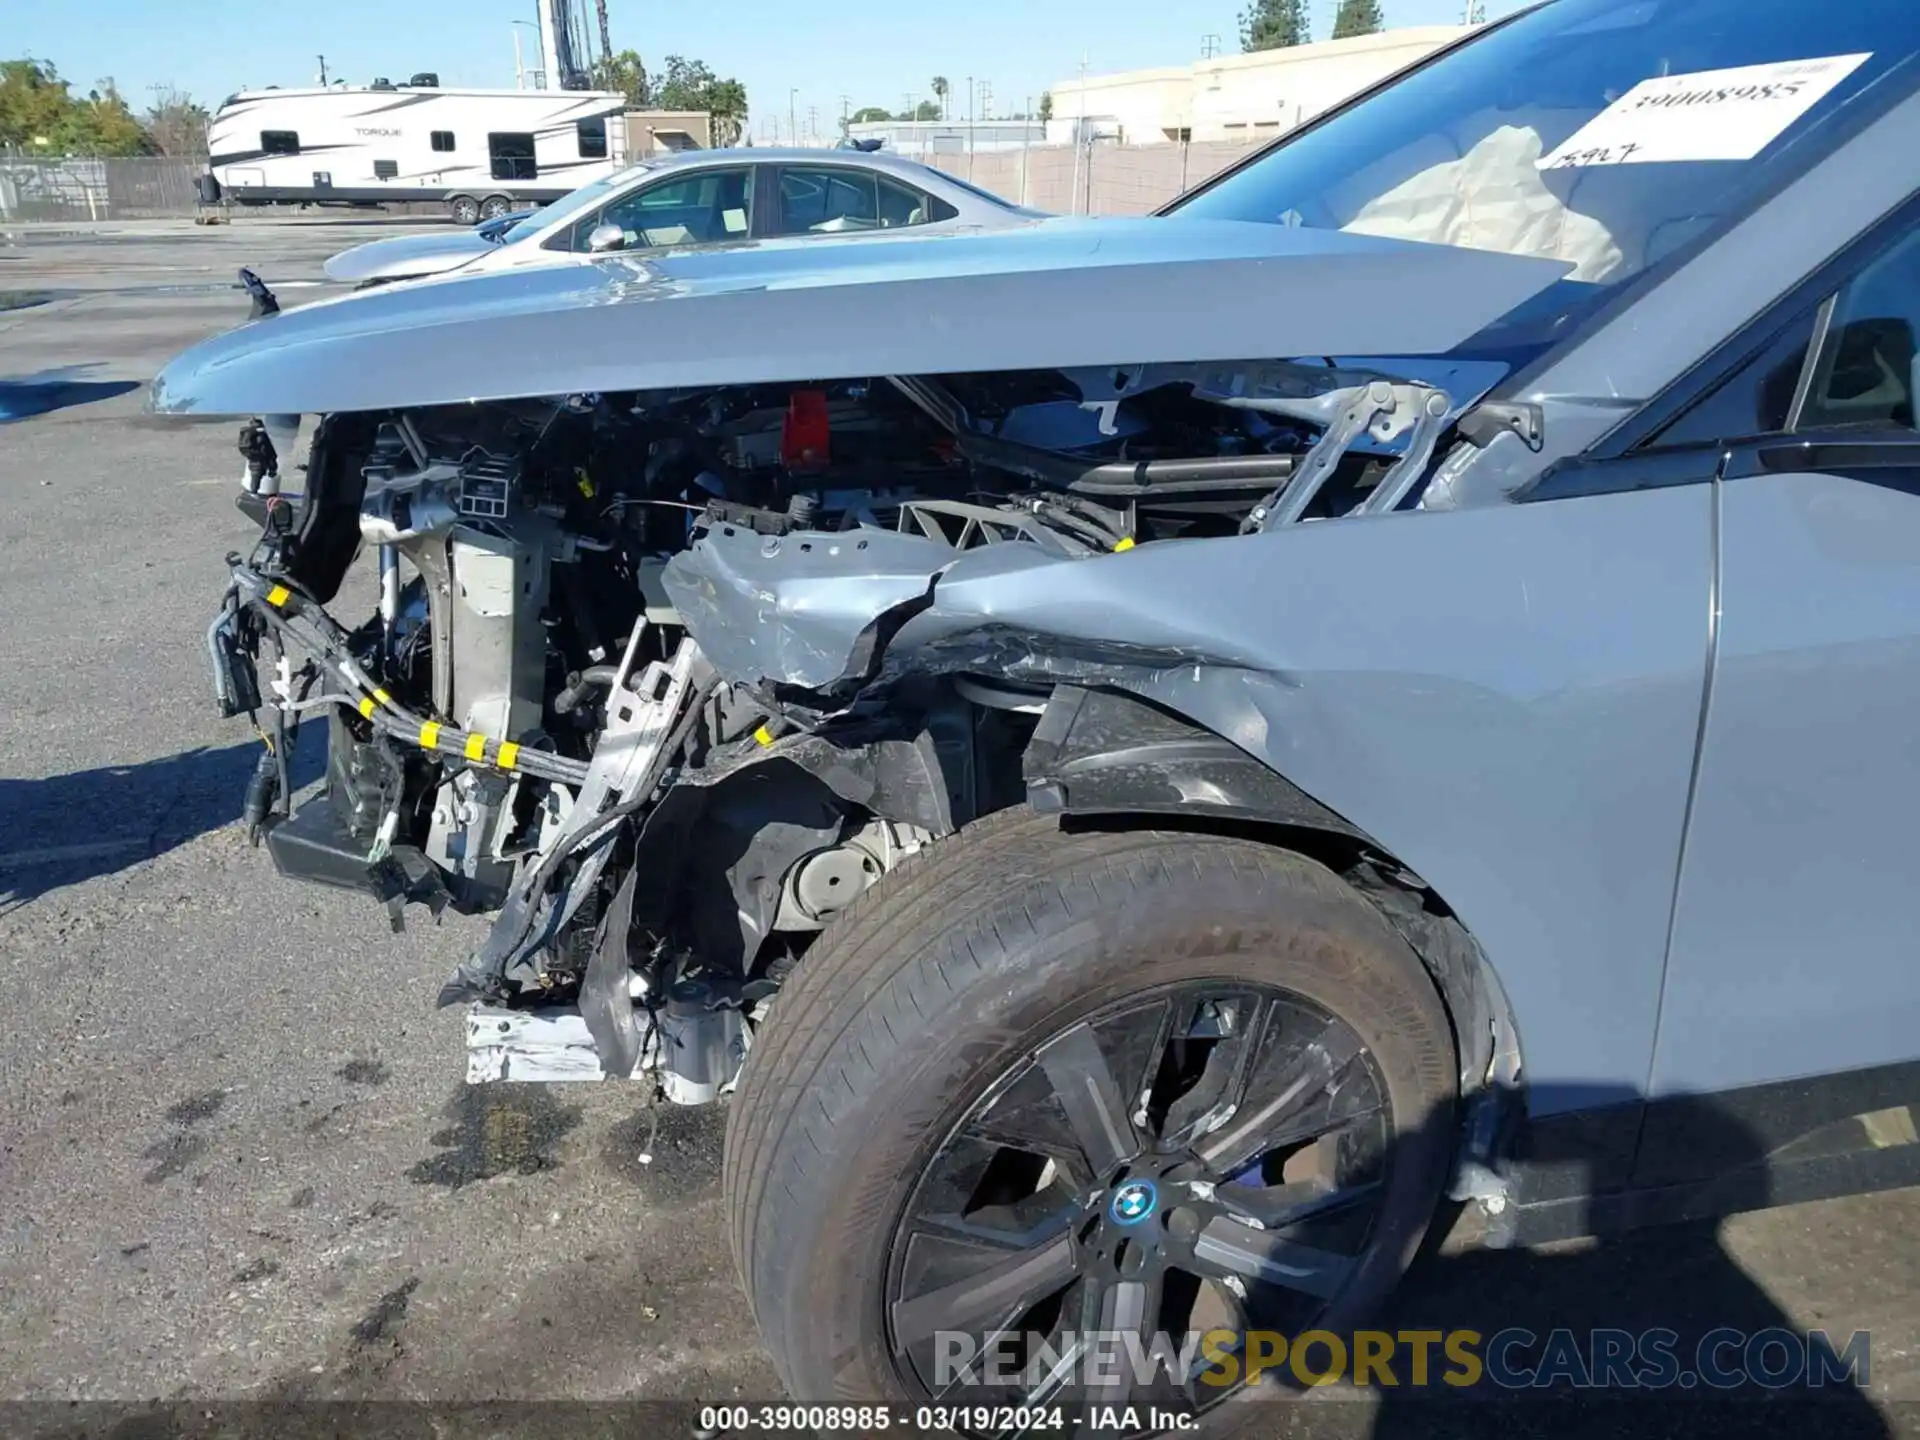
[1343,125,1624,282]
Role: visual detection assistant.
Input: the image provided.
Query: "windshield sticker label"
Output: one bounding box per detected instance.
[1538,52,1872,169]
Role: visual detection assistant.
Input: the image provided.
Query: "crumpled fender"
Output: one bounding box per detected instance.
[662,485,1715,1119]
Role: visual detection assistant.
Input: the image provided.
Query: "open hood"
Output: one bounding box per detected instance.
[150,216,1570,417]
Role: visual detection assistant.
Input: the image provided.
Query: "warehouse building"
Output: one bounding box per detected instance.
[1043,26,1469,145]
[842,118,1047,155]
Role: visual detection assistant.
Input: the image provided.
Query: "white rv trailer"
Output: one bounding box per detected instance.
[207,83,633,221]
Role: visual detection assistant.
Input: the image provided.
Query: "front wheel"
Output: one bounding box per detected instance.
[724,808,1459,1435]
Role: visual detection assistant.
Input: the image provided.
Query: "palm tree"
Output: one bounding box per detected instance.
[931,76,950,121]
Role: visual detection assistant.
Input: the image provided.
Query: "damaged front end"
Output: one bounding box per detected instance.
[169,220,1558,1105]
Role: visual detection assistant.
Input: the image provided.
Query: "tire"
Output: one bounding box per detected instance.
[448,194,480,226]
[478,194,513,221]
[725,806,1458,1433]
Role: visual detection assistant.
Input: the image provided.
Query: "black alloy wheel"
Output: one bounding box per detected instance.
[725,807,1459,1440]
[887,981,1390,1426]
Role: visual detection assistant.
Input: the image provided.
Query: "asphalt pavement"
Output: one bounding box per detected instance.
[1,216,1917,1438]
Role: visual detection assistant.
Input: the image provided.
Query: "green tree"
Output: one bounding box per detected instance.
[84,80,152,155]
[1038,90,1054,123]
[1331,0,1385,38]
[591,49,650,108]
[849,105,892,124]
[0,59,73,149]
[0,60,153,154]
[705,78,747,145]
[1240,0,1310,51]
[651,55,748,145]
[931,76,950,120]
[895,99,940,121]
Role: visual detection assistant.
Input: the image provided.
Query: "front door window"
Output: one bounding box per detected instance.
[571,168,753,250]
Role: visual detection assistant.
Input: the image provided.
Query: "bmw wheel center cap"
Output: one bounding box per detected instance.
[1109,1179,1158,1225]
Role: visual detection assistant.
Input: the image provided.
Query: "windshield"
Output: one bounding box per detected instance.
[1171,0,1920,347]
[501,164,655,243]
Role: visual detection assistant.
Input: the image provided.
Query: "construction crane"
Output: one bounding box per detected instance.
[595,0,613,63]
[536,0,608,91]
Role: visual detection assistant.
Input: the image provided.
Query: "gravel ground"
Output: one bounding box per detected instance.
[0,218,1916,1439]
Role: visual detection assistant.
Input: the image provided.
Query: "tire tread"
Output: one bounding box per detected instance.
[723,806,1452,1400]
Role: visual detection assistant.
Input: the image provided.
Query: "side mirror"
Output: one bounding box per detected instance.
[586,223,627,254]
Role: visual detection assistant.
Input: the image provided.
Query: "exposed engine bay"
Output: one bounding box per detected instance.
[208,357,1478,1104]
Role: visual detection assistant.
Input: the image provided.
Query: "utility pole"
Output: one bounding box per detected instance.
[977,82,993,176]
[1201,33,1222,58]
[1069,54,1087,216]
[1463,0,1486,21]
[807,104,818,145]
[510,20,542,90]
[1020,94,1033,206]
[789,88,798,149]
[840,94,851,138]
[316,54,329,86]
[966,75,974,162]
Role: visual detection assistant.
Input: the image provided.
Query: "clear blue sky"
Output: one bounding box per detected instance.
[14,0,1524,139]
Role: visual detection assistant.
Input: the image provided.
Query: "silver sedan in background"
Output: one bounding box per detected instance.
[322,147,1045,285]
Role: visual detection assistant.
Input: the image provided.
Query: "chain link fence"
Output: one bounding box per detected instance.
[923,139,1266,216]
[0,140,1257,225]
[0,152,206,223]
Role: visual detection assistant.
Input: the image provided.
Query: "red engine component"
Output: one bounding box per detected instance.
[780,389,831,472]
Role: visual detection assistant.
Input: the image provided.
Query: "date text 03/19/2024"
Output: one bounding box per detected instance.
[695,1406,1193,1434]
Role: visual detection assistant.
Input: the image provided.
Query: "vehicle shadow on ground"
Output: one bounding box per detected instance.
[0,732,322,913]
[0,363,142,422]
[1323,1092,1895,1440]
[246,1090,1900,1439]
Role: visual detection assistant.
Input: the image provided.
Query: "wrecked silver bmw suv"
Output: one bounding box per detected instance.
[154,0,1920,1426]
